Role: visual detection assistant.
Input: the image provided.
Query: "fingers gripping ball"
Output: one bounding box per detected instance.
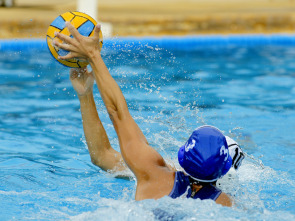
[46,11,103,68]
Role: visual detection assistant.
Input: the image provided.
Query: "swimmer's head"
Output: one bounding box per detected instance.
[178,125,232,182]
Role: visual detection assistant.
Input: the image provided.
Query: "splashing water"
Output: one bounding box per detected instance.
[0,40,295,220]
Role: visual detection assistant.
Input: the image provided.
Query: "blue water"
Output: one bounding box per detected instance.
[0,39,295,220]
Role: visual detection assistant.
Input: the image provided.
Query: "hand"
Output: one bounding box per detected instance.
[54,22,101,62]
[70,67,94,97]
[225,136,245,170]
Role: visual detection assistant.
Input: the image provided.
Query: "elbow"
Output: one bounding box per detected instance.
[106,104,127,121]
[88,150,103,169]
[90,156,100,168]
[90,156,109,172]
[106,105,119,121]
[106,104,118,115]
[90,158,98,166]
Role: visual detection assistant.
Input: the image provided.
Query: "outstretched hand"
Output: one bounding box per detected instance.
[70,67,94,97]
[54,22,101,61]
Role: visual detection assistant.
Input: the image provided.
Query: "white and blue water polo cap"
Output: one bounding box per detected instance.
[178,125,232,182]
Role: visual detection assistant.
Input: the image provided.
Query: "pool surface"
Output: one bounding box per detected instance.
[0,36,295,220]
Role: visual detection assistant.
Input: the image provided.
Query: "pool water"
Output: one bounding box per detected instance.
[0,39,295,220]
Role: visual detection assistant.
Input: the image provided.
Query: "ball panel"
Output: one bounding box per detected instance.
[72,11,97,26]
[77,60,89,68]
[60,12,75,22]
[46,36,55,57]
[62,60,81,68]
[77,20,95,37]
[47,26,61,38]
[71,16,88,30]
[50,16,66,30]
[58,57,81,68]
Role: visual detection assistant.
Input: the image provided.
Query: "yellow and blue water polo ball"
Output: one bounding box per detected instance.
[46,11,103,68]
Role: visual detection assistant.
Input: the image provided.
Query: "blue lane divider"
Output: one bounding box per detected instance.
[1,35,295,51]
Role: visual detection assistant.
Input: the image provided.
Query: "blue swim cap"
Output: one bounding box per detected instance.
[178,125,232,182]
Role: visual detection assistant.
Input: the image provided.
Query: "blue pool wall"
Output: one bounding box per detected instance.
[1,34,295,51]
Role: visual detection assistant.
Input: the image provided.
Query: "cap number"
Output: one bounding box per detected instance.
[220,145,229,161]
[185,139,196,152]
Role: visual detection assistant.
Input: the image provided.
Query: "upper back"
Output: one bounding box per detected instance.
[169,171,232,207]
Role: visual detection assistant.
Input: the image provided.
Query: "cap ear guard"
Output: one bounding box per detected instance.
[225,136,245,170]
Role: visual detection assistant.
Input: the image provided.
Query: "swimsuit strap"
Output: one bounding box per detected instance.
[169,171,222,201]
[188,177,222,201]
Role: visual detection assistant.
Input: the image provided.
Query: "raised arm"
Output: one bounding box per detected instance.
[69,67,126,172]
[54,23,171,182]
[86,51,165,179]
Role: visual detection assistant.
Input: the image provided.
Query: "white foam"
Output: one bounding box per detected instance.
[69,195,295,221]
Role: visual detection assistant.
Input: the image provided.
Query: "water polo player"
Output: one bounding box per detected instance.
[54,22,245,206]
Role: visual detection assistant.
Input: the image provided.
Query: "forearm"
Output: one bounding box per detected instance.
[88,52,149,147]
[79,92,106,150]
[78,92,122,170]
[88,52,129,120]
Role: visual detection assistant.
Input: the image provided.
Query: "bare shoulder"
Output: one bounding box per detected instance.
[135,168,176,200]
[215,192,232,207]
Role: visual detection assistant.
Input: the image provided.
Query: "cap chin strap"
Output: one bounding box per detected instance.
[184,158,231,182]
[185,170,219,183]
